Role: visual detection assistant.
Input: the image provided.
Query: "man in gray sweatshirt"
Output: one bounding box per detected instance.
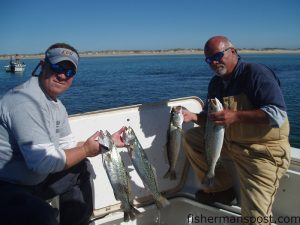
[0,43,124,225]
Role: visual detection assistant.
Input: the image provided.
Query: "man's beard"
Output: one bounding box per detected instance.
[214,65,227,77]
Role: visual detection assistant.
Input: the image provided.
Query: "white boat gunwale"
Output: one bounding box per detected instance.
[65,96,299,224]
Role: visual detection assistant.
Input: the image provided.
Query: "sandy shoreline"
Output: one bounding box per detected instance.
[1,49,300,60]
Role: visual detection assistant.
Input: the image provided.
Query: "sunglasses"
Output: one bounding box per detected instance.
[205,47,232,64]
[49,63,76,78]
[46,59,76,77]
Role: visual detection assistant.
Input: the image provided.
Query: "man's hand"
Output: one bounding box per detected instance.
[82,127,126,158]
[209,109,269,126]
[83,131,101,157]
[64,131,100,169]
[111,127,126,147]
[209,109,238,126]
[182,109,197,123]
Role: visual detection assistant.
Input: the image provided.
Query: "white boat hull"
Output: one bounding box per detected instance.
[65,97,300,225]
[4,64,26,72]
[91,197,241,225]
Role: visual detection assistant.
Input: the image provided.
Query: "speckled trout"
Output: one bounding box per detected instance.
[163,106,185,180]
[99,130,141,222]
[204,98,224,185]
[123,126,170,209]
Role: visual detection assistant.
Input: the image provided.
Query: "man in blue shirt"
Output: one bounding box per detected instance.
[183,36,290,225]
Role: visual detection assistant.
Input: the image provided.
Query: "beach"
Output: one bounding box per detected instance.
[0,48,300,61]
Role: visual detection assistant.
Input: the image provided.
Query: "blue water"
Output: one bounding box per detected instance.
[0,54,299,148]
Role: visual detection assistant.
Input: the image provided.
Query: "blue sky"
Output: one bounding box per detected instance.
[0,0,300,54]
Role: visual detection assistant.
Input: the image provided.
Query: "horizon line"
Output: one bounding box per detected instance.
[1,48,300,60]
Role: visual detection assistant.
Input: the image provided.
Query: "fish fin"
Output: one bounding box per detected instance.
[125,205,141,221]
[133,207,142,216]
[162,144,169,164]
[202,171,215,187]
[163,169,170,179]
[217,157,223,166]
[131,206,142,219]
[128,211,135,221]
[169,170,176,180]
[151,166,161,184]
[123,212,130,222]
[163,169,176,180]
[127,176,133,202]
[126,146,133,158]
[155,195,170,209]
[151,165,157,179]
[112,191,119,201]
[202,177,215,187]
[127,170,132,180]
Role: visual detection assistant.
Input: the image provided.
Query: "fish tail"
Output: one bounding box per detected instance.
[123,212,130,222]
[126,206,142,221]
[163,169,170,179]
[163,169,176,180]
[169,170,176,180]
[128,211,136,221]
[203,177,215,187]
[155,195,170,209]
[132,207,142,218]
[203,171,215,187]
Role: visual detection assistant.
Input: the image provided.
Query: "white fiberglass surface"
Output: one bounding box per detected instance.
[90,197,241,225]
[69,97,203,211]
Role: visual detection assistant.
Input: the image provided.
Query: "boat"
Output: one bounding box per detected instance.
[4,55,26,73]
[51,96,299,225]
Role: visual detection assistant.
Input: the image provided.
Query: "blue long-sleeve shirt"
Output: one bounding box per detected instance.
[203,60,287,127]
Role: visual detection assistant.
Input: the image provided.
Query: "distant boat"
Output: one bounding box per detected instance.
[4,55,26,73]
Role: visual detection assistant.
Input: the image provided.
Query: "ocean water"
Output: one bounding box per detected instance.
[0,54,299,148]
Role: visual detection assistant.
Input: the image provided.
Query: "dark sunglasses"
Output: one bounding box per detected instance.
[48,61,76,78]
[205,47,232,64]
